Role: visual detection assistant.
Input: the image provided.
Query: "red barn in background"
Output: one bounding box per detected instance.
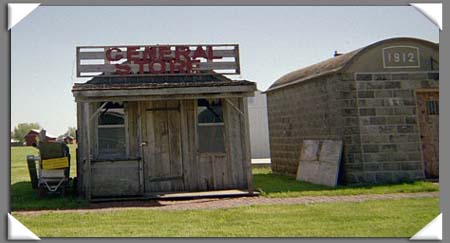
[24,129,57,146]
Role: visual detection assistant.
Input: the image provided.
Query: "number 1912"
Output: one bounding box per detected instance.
[387,52,415,63]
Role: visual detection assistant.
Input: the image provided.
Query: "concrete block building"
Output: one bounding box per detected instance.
[265,37,439,185]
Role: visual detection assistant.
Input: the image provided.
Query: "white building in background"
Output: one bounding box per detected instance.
[247,90,271,159]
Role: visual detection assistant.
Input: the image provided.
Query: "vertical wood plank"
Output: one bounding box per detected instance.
[137,101,144,194]
[84,102,93,201]
[144,101,157,192]
[167,100,184,191]
[76,102,84,198]
[212,154,227,189]
[240,97,254,193]
[226,98,245,188]
[222,98,236,188]
[127,102,138,158]
[159,101,171,192]
[186,100,199,191]
[198,154,213,190]
[180,100,192,190]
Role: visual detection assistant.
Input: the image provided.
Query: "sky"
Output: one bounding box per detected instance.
[11,6,439,136]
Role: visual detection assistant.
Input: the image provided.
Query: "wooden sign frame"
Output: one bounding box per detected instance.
[76,44,241,78]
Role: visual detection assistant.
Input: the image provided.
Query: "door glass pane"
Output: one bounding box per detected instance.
[98,127,126,158]
[197,99,225,153]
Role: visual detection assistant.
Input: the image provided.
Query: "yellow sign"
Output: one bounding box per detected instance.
[42,157,69,170]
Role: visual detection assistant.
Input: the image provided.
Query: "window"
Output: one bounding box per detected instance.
[97,102,126,159]
[426,100,439,115]
[197,99,225,153]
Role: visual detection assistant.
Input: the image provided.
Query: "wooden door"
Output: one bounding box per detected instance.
[142,100,184,193]
[416,91,439,179]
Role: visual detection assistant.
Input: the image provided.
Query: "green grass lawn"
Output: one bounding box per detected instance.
[10,146,439,237]
[10,146,438,211]
[10,145,88,211]
[13,197,439,237]
[253,167,439,198]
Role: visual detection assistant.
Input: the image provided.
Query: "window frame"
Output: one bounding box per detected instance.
[195,98,226,154]
[426,100,439,116]
[94,101,129,160]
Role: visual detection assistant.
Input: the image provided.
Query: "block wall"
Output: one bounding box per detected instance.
[267,71,439,185]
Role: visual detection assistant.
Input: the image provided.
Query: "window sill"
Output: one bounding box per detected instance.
[91,157,141,163]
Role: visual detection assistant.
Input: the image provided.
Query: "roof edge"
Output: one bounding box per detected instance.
[265,37,438,92]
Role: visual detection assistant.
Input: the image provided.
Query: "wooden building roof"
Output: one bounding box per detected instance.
[73,73,255,91]
[72,74,256,102]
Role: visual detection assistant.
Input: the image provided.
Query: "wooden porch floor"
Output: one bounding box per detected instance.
[91,189,259,202]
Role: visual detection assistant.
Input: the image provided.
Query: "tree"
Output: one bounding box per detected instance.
[64,126,77,138]
[11,123,41,144]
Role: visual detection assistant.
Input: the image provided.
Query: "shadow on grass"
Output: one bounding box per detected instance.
[11,182,165,211]
[11,181,87,211]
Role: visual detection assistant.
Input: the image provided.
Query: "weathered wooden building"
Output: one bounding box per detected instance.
[265,37,439,185]
[72,44,256,200]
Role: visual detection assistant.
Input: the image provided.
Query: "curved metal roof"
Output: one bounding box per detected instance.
[266,37,438,92]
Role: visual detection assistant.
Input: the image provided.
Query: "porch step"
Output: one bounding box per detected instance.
[91,189,259,202]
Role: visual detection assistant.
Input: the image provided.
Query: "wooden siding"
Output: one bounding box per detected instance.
[91,160,140,197]
[77,96,253,200]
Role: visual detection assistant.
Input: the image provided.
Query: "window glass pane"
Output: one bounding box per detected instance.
[197,99,225,153]
[197,99,223,123]
[99,112,124,125]
[198,125,225,153]
[98,127,126,157]
[96,101,126,159]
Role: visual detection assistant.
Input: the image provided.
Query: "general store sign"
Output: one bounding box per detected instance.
[76,44,240,77]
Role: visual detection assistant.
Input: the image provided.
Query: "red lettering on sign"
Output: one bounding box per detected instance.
[170,60,189,74]
[149,59,166,74]
[207,46,222,60]
[192,46,208,60]
[175,46,190,61]
[143,47,156,61]
[127,46,140,62]
[158,46,172,62]
[134,59,147,74]
[105,48,123,61]
[115,64,131,75]
[189,59,201,73]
